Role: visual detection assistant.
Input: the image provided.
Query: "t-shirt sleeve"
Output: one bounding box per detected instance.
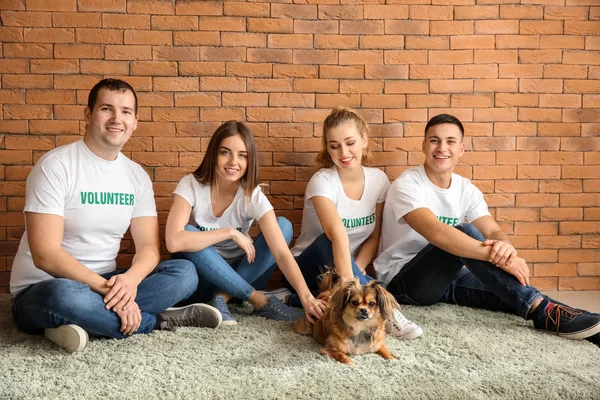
[173,174,196,208]
[376,170,390,204]
[305,171,337,203]
[248,186,274,221]
[389,177,428,223]
[132,169,157,218]
[464,183,491,223]
[24,163,67,216]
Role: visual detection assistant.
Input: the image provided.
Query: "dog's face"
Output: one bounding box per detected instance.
[330,279,398,331]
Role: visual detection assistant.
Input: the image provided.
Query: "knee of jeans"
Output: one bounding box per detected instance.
[276,216,293,244]
[170,260,199,294]
[42,279,91,310]
[184,224,199,233]
[455,223,485,242]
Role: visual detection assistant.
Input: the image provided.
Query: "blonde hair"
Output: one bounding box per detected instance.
[315,107,373,169]
[193,121,259,200]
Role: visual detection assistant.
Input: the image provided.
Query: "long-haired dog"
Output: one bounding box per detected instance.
[293,271,400,365]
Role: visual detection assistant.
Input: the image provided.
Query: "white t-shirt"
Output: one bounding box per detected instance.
[374,165,491,285]
[292,166,390,257]
[10,140,157,295]
[174,174,273,261]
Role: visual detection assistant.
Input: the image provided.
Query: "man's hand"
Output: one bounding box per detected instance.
[114,301,142,335]
[497,256,530,287]
[104,273,139,311]
[483,239,517,268]
[300,295,327,324]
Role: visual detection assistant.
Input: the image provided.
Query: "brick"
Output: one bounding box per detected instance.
[201,107,245,122]
[500,5,543,19]
[495,93,538,107]
[0,27,23,42]
[247,78,292,93]
[541,207,583,221]
[4,104,52,120]
[175,92,220,107]
[499,65,543,78]
[176,1,221,16]
[474,108,517,122]
[461,152,496,165]
[179,62,224,77]
[2,11,51,26]
[364,5,408,19]
[452,94,494,108]
[127,0,173,14]
[29,120,78,134]
[26,89,75,105]
[226,62,271,78]
[247,49,292,63]
[339,80,382,94]
[430,79,473,93]
[0,0,24,10]
[495,180,538,193]
[54,44,102,59]
[76,28,122,44]
[529,277,557,290]
[316,93,361,108]
[26,0,75,11]
[534,263,577,276]
[269,123,313,138]
[273,65,318,79]
[540,94,582,108]
[273,153,316,167]
[514,222,558,236]
[585,152,600,164]
[0,59,28,74]
[579,264,600,276]
[497,151,539,165]
[200,77,244,92]
[293,50,338,65]
[563,166,600,179]
[267,34,312,49]
[247,18,293,34]
[125,30,171,45]
[221,93,267,107]
[582,123,600,137]
[222,32,266,48]
[484,193,515,207]
[365,65,408,80]
[5,136,53,150]
[584,95,600,109]
[565,21,600,35]
[430,21,474,36]
[540,152,583,165]
[455,65,499,79]
[293,79,338,93]
[559,250,600,264]
[494,122,537,136]
[406,94,449,108]
[564,51,600,65]
[519,108,562,122]
[153,77,199,92]
[451,35,495,50]
[476,20,519,34]
[201,47,245,62]
[520,21,563,35]
[136,122,176,137]
[385,20,429,35]
[224,2,269,17]
[517,138,560,151]
[130,61,177,76]
[565,80,600,94]
[52,12,101,27]
[0,151,31,165]
[519,50,562,64]
[518,166,561,179]
[583,236,600,249]
[102,13,149,29]
[561,221,600,235]
[271,4,317,20]
[3,43,52,59]
[544,65,587,79]
[561,193,600,207]
[538,123,580,137]
[384,109,429,123]
[269,93,314,108]
[199,16,244,32]
[340,21,384,35]
[496,208,539,222]
[564,109,600,123]
[24,27,74,43]
[314,34,358,50]
[509,235,537,249]
[519,79,563,94]
[318,5,362,20]
[153,107,198,122]
[455,5,499,20]
[80,60,128,75]
[410,5,453,20]
[515,193,558,207]
[293,20,338,34]
[496,35,539,49]
[540,35,585,49]
[151,15,198,31]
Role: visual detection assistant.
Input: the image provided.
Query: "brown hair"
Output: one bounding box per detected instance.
[87,78,138,114]
[193,121,259,200]
[316,107,372,169]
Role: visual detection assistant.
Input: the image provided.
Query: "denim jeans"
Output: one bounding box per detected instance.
[285,233,373,307]
[177,216,293,304]
[386,223,543,320]
[12,259,199,339]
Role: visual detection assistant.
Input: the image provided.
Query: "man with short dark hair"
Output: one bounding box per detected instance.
[375,113,600,344]
[11,79,221,353]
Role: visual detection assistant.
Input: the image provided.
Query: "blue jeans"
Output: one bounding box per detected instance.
[386,223,543,320]
[177,216,293,304]
[285,233,372,307]
[12,259,199,339]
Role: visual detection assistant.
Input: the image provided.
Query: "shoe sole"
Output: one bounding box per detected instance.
[45,325,88,353]
[395,326,423,340]
[221,319,238,326]
[548,320,600,340]
[166,303,223,329]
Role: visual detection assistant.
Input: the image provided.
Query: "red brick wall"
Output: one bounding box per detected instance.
[0,0,599,293]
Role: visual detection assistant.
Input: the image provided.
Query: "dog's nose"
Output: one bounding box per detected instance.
[359,308,368,315]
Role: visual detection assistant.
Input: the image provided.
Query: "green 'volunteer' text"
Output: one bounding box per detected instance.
[342,212,375,229]
[80,192,134,206]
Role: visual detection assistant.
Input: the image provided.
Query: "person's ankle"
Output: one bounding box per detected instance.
[529,297,547,319]
[248,291,268,309]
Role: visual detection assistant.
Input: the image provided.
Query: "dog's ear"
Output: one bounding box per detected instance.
[318,266,338,293]
[329,279,359,327]
[372,282,400,320]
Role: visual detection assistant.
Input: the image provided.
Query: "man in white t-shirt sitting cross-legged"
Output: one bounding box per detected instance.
[10,79,221,353]
[374,113,600,346]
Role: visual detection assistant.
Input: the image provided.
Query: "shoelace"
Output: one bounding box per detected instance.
[165,308,201,329]
[214,297,233,318]
[390,310,409,329]
[545,303,582,334]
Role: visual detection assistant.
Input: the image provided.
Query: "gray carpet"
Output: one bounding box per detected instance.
[1,294,599,400]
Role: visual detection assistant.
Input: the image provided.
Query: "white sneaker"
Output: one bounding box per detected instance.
[242,288,293,311]
[386,309,423,340]
[45,324,89,353]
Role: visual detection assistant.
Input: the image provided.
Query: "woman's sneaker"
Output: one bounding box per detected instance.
[252,295,304,322]
[532,299,600,339]
[45,324,89,353]
[386,309,423,340]
[209,296,237,326]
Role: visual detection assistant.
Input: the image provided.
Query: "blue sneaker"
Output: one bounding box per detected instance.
[252,295,304,322]
[209,296,237,326]
[533,298,600,339]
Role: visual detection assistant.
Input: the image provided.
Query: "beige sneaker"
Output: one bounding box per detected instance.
[386,309,423,340]
[45,324,89,353]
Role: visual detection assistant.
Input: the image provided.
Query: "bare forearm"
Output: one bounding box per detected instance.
[275,253,312,301]
[354,235,378,272]
[127,244,160,284]
[428,224,491,262]
[166,228,234,253]
[331,236,353,281]
[33,249,108,295]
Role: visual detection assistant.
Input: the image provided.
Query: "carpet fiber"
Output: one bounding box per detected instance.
[1,293,598,399]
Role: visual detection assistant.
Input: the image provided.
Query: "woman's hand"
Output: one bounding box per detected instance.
[230,229,256,263]
[300,294,327,324]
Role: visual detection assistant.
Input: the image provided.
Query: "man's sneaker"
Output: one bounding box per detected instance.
[386,309,423,340]
[241,288,293,311]
[45,324,89,353]
[209,296,237,326]
[252,295,304,322]
[533,299,600,340]
[157,303,222,331]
